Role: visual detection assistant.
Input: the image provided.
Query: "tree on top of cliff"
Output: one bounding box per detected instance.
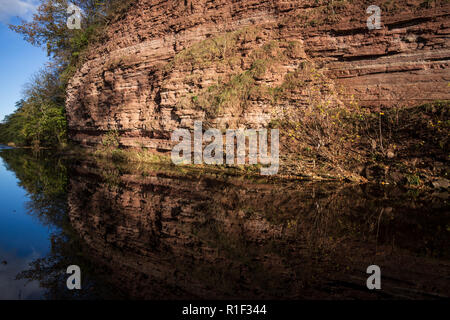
[0,66,67,148]
[9,0,135,69]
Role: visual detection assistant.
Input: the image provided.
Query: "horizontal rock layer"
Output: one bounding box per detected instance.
[66,0,450,148]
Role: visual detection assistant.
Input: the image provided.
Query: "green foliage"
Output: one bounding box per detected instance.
[9,0,136,66]
[167,27,261,69]
[0,68,67,148]
[0,102,28,146]
[101,130,120,149]
[0,148,68,227]
[196,71,256,119]
[406,174,421,186]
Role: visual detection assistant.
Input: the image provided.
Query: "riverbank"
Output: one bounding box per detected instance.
[81,101,449,189]
[2,100,448,189]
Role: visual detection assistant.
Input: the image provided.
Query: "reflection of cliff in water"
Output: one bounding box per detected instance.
[68,159,449,299]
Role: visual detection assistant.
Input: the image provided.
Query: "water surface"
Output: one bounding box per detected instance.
[0,148,53,299]
[0,147,448,299]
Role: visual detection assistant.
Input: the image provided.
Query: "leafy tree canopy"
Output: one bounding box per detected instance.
[1,0,135,148]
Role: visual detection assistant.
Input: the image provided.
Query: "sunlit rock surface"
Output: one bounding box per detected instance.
[66,0,450,148]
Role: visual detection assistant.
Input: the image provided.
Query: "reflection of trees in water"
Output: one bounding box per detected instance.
[1,149,67,228]
[15,230,123,300]
[0,149,123,300]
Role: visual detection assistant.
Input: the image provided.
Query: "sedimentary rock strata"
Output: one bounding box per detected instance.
[66,0,450,148]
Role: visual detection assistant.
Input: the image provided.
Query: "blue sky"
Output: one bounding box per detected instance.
[0,0,49,121]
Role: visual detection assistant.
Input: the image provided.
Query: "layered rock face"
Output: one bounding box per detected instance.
[66,0,450,148]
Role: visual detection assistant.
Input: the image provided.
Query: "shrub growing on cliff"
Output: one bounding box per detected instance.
[101,130,120,150]
[170,30,307,125]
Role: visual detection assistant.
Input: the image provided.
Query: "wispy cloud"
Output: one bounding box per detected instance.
[0,0,39,24]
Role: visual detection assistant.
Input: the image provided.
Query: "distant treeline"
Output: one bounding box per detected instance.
[0,0,135,148]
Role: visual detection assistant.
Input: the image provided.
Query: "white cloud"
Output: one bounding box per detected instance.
[0,0,39,24]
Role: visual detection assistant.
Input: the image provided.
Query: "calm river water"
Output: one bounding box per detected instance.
[0,146,448,299]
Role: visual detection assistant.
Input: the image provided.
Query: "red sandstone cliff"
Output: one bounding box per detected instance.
[66,0,450,149]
